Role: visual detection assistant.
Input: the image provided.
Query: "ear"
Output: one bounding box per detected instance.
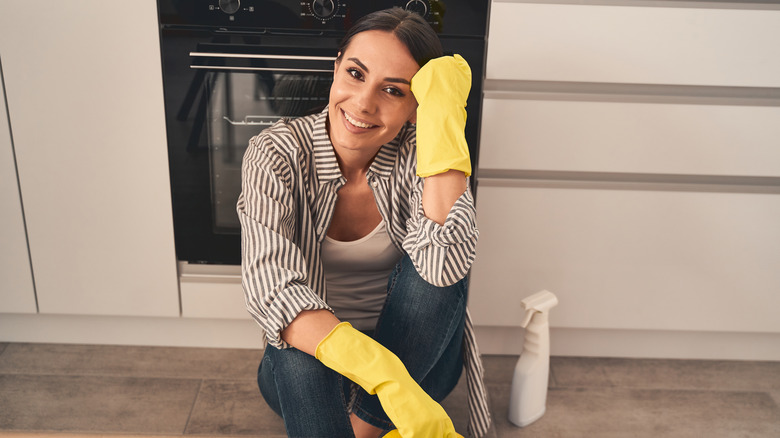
[334,52,341,71]
[408,110,417,124]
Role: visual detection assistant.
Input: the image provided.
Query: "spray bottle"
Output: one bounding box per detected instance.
[508,289,559,427]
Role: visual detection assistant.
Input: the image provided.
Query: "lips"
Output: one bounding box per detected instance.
[342,109,377,129]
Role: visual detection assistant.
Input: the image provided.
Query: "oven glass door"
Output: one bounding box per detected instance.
[162,31,485,265]
[206,69,332,232]
[162,32,338,264]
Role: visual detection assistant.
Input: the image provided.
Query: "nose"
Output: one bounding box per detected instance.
[354,85,377,114]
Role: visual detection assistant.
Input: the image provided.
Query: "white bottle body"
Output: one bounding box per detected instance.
[508,312,550,427]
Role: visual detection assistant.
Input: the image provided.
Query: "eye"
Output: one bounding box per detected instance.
[383,86,405,97]
[346,67,363,80]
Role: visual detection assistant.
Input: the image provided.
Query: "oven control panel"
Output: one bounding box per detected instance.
[303,0,347,22]
[218,0,242,14]
[158,0,487,37]
[405,0,428,16]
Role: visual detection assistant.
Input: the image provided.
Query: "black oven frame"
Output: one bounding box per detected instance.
[158,1,489,265]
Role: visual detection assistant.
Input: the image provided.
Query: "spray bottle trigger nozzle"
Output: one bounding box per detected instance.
[519,308,537,328]
[519,290,559,328]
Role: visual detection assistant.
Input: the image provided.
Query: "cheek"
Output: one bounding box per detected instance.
[396,100,418,125]
[328,79,361,109]
[328,79,343,102]
[329,71,350,96]
[408,101,418,123]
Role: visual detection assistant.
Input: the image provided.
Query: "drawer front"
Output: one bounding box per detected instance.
[179,263,249,319]
[487,3,780,87]
[479,98,780,177]
[469,185,780,333]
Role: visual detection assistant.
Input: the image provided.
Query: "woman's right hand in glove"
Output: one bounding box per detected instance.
[316,322,462,438]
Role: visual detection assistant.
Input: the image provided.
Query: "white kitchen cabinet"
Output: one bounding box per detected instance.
[0,0,179,316]
[0,65,36,314]
[487,3,780,87]
[480,98,780,177]
[472,1,780,359]
[469,184,780,334]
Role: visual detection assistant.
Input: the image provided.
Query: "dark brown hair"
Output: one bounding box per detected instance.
[337,8,443,67]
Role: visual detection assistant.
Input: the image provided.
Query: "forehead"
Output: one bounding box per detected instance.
[342,30,418,73]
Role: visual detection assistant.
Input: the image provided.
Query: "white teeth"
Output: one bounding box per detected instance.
[343,111,374,129]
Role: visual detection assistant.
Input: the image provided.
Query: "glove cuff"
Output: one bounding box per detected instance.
[314,321,353,361]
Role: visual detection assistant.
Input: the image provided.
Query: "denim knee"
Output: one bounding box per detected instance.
[351,254,468,430]
[384,255,467,320]
[257,344,355,437]
[376,255,468,371]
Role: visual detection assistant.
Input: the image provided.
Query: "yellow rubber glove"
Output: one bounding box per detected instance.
[410,54,472,178]
[315,322,463,438]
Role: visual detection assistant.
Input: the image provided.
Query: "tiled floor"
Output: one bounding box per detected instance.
[0,341,779,437]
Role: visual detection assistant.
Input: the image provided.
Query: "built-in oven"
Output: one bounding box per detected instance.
[158,0,490,265]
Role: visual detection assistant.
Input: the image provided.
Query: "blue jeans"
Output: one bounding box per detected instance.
[257,254,467,437]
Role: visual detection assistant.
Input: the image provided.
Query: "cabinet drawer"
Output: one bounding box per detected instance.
[469,185,780,333]
[479,98,780,176]
[487,3,780,87]
[179,263,249,319]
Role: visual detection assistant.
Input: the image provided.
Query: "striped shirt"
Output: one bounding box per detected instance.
[237,108,492,437]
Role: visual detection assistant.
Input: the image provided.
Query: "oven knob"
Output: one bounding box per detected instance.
[311,0,337,19]
[219,0,240,14]
[405,0,429,17]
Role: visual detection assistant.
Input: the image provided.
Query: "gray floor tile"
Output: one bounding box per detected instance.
[771,390,780,407]
[481,355,518,385]
[552,356,780,392]
[489,383,780,438]
[481,354,555,398]
[0,343,261,380]
[185,379,286,436]
[0,374,200,434]
[186,374,478,437]
[1,345,777,438]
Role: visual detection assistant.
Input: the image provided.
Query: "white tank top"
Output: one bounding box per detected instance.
[321,221,402,330]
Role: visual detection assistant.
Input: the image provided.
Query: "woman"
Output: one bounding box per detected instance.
[237,8,491,438]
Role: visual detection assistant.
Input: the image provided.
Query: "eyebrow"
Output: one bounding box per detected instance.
[347,57,411,85]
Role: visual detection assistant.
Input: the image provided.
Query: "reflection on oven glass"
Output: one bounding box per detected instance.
[206,71,331,232]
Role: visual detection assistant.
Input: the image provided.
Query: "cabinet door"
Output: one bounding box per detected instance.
[469,185,780,333]
[0,64,36,313]
[0,0,179,316]
[480,98,780,177]
[487,3,780,87]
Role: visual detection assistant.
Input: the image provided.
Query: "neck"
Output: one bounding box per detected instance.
[334,148,376,182]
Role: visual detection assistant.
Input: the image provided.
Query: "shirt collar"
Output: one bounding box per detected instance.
[312,109,342,182]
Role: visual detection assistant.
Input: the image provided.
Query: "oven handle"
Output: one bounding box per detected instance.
[189,52,336,73]
[190,65,333,73]
[189,52,336,62]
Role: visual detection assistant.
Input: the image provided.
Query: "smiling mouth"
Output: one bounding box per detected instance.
[342,110,377,129]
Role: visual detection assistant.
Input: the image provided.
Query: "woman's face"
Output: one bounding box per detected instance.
[328,30,420,158]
